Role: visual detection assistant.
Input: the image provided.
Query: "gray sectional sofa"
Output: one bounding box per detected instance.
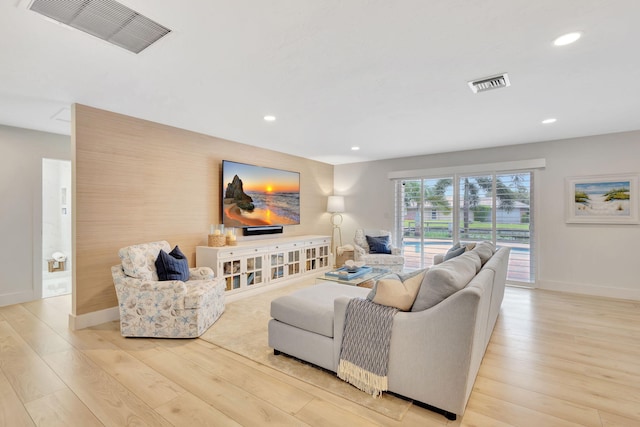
[268,243,511,420]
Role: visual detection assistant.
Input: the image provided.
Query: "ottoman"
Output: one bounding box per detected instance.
[268,282,369,371]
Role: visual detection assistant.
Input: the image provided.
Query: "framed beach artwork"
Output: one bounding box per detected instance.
[565,174,639,224]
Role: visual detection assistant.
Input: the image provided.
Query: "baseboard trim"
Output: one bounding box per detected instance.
[64,267,333,329]
[537,280,640,301]
[69,306,119,330]
[0,290,36,307]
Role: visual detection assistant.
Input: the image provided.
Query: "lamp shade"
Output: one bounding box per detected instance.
[327,195,345,213]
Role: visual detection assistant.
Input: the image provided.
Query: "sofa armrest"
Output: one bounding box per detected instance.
[390,246,402,255]
[189,266,214,281]
[388,278,487,415]
[353,243,367,257]
[112,265,188,299]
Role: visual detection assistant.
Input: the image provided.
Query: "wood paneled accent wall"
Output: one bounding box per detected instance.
[73,104,333,316]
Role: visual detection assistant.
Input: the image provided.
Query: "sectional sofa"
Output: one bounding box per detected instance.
[268,243,510,420]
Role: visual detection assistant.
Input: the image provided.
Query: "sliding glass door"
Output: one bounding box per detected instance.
[398,171,534,284]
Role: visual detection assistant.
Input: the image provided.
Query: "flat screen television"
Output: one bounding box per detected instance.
[221,160,300,228]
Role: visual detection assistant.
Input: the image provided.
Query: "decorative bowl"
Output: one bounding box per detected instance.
[344,259,365,272]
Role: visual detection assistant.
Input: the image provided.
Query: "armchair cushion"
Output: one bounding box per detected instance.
[366,235,392,254]
[156,245,189,281]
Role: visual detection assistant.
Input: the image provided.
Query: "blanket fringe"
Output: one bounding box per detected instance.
[337,359,388,398]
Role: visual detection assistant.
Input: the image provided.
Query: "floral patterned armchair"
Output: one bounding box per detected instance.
[111,241,225,338]
[353,229,405,273]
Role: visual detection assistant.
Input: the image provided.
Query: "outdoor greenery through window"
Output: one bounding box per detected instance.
[398,171,534,284]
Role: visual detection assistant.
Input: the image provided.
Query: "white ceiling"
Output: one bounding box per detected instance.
[2,1,640,165]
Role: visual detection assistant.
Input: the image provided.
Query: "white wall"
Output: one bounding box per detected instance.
[335,130,640,301]
[0,125,70,306]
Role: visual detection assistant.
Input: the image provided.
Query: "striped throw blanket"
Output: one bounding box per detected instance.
[337,298,398,397]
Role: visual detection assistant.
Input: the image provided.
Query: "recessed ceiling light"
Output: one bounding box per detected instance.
[553,32,581,46]
[351,146,360,151]
[263,115,276,122]
[542,118,557,124]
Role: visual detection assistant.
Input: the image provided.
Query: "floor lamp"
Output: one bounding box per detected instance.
[327,195,345,268]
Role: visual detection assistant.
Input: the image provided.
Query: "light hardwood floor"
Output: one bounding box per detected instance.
[1,285,639,426]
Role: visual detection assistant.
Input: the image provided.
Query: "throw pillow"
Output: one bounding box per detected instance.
[471,241,495,265]
[460,251,482,273]
[367,269,427,311]
[411,252,479,311]
[366,235,392,254]
[444,245,466,261]
[155,245,190,281]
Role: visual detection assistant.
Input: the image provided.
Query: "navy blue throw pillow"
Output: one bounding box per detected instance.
[366,235,392,254]
[444,245,466,261]
[155,246,189,281]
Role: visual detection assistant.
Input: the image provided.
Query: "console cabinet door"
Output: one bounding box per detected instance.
[218,249,266,291]
[245,253,264,287]
[305,238,331,272]
[219,257,242,291]
[269,242,303,282]
[287,248,302,276]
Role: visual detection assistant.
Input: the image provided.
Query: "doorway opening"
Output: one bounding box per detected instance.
[42,158,72,298]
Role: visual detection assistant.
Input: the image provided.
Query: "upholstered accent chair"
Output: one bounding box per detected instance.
[111,241,225,338]
[353,229,405,273]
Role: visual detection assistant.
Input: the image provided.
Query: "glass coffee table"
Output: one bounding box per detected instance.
[317,267,390,288]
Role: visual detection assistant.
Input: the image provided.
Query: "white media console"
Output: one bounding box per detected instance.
[196,235,331,295]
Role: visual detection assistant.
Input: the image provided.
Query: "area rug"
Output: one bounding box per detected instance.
[199,280,412,421]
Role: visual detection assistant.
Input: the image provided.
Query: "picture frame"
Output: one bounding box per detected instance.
[565,174,639,224]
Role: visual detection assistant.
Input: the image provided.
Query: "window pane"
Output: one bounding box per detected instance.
[458,175,493,242]
[402,177,453,269]
[496,172,533,283]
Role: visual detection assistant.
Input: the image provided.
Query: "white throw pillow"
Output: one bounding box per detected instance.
[368,269,427,311]
[471,241,495,265]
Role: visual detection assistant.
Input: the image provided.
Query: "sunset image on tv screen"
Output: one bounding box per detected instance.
[222,161,300,227]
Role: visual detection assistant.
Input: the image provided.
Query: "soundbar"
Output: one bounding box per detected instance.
[243,225,283,236]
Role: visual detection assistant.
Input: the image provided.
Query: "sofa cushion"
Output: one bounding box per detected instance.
[119,241,171,280]
[367,269,426,311]
[412,251,481,311]
[366,235,392,254]
[271,283,368,337]
[155,246,190,281]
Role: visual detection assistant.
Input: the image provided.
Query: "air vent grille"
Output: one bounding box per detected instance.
[29,0,171,54]
[468,73,510,93]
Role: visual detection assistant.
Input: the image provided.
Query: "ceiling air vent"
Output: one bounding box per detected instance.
[468,73,510,93]
[28,0,171,54]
